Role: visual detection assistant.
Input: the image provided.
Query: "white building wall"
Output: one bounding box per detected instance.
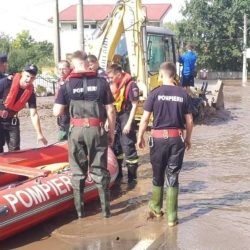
[60,28,95,58]
[61,23,75,31]
[60,18,165,58]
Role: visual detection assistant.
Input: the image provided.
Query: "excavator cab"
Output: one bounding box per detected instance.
[115,26,176,92]
[145,26,176,90]
[146,26,176,72]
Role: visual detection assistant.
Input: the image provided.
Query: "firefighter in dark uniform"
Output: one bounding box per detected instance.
[53,51,116,218]
[56,60,71,141]
[0,53,9,151]
[137,62,193,226]
[106,64,139,183]
[0,64,48,153]
[0,53,8,79]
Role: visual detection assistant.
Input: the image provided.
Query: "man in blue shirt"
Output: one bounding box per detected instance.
[178,44,197,90]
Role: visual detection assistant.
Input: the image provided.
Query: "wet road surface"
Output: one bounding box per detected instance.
[2,80,250,249]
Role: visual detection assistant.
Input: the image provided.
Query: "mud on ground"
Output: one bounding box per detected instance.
[2,80,250,250]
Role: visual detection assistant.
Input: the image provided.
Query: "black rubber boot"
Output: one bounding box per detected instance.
[98,188,111,218]
[127,163,138,183]
[116,159,124,179]
[73,189,84,218]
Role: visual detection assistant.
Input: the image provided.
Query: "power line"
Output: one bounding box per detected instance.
[0,7,52,28]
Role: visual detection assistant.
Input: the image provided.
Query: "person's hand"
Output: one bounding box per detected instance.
[37,134,48,146]
[185,139,191,151]
[137,136,146,149]
[122,123,131,135]
[104,120,109,132]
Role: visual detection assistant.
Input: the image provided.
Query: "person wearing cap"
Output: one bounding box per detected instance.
[53,50,116,219]
[56,60,71,141]
[0,64,48,153]
[137,62,193,226]
[0,53,8,79]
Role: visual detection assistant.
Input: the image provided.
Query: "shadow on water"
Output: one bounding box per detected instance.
[180,181,207,194]
[111,193,150,217]
[179,191,250,224]
[110,180,140,202]
[182,161,207,172]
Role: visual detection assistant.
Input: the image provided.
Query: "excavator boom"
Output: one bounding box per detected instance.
[86,0,148,97]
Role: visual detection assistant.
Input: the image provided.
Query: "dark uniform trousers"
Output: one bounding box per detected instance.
[69,126,110,190]
[150,137,185,187]
[67,94,111,217]
[0,117,20,153]
[113,112,138,180]
[182,74,195,87]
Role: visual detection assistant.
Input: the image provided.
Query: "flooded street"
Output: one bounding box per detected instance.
[2,80,250,250]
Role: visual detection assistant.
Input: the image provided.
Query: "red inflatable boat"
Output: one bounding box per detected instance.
[0,142,69,186]
[0,142,118,240]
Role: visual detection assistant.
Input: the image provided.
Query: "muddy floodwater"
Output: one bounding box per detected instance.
[2,80,250,250]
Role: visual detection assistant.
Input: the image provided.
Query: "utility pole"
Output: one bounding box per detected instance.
[242,13,247,86]
[77,0,84,50]
[54,0,61,64]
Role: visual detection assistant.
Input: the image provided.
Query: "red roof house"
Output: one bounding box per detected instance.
[50,3,172,25]
[51,3,172,58]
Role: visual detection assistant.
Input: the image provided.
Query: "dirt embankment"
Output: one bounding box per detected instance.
[18,96,55,119]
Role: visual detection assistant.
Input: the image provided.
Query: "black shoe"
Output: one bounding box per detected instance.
[103,211,111,218]
[127,163,138,183]
[77,211,84,219]
[117,169,123,179]
[116,159,124,180]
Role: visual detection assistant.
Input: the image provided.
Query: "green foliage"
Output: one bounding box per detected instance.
[12,30,34,49]
[174,0,250,71]
[0,33,11,54]
[35,84,47,95]
[0,30,54,74]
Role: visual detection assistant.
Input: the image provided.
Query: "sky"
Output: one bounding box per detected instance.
[0,0,184,42]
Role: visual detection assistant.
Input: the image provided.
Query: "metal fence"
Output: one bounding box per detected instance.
[198,71,250,80]
[33,75,58,96]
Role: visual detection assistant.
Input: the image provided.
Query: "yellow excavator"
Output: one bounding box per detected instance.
[85,0,176,119]
[85,0,224,122]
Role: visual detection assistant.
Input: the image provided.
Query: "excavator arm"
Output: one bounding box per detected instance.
[86,0,148,98]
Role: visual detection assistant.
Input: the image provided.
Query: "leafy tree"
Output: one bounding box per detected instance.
[0,33,11,54]
[3,31,55,74]
[12,30,34,49]
[175,0,250,71]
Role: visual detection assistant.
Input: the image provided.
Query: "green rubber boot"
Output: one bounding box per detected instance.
[167,187,178,226]
[148,185,164,218]
[98,188,111,218]
[73,189,84,218]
